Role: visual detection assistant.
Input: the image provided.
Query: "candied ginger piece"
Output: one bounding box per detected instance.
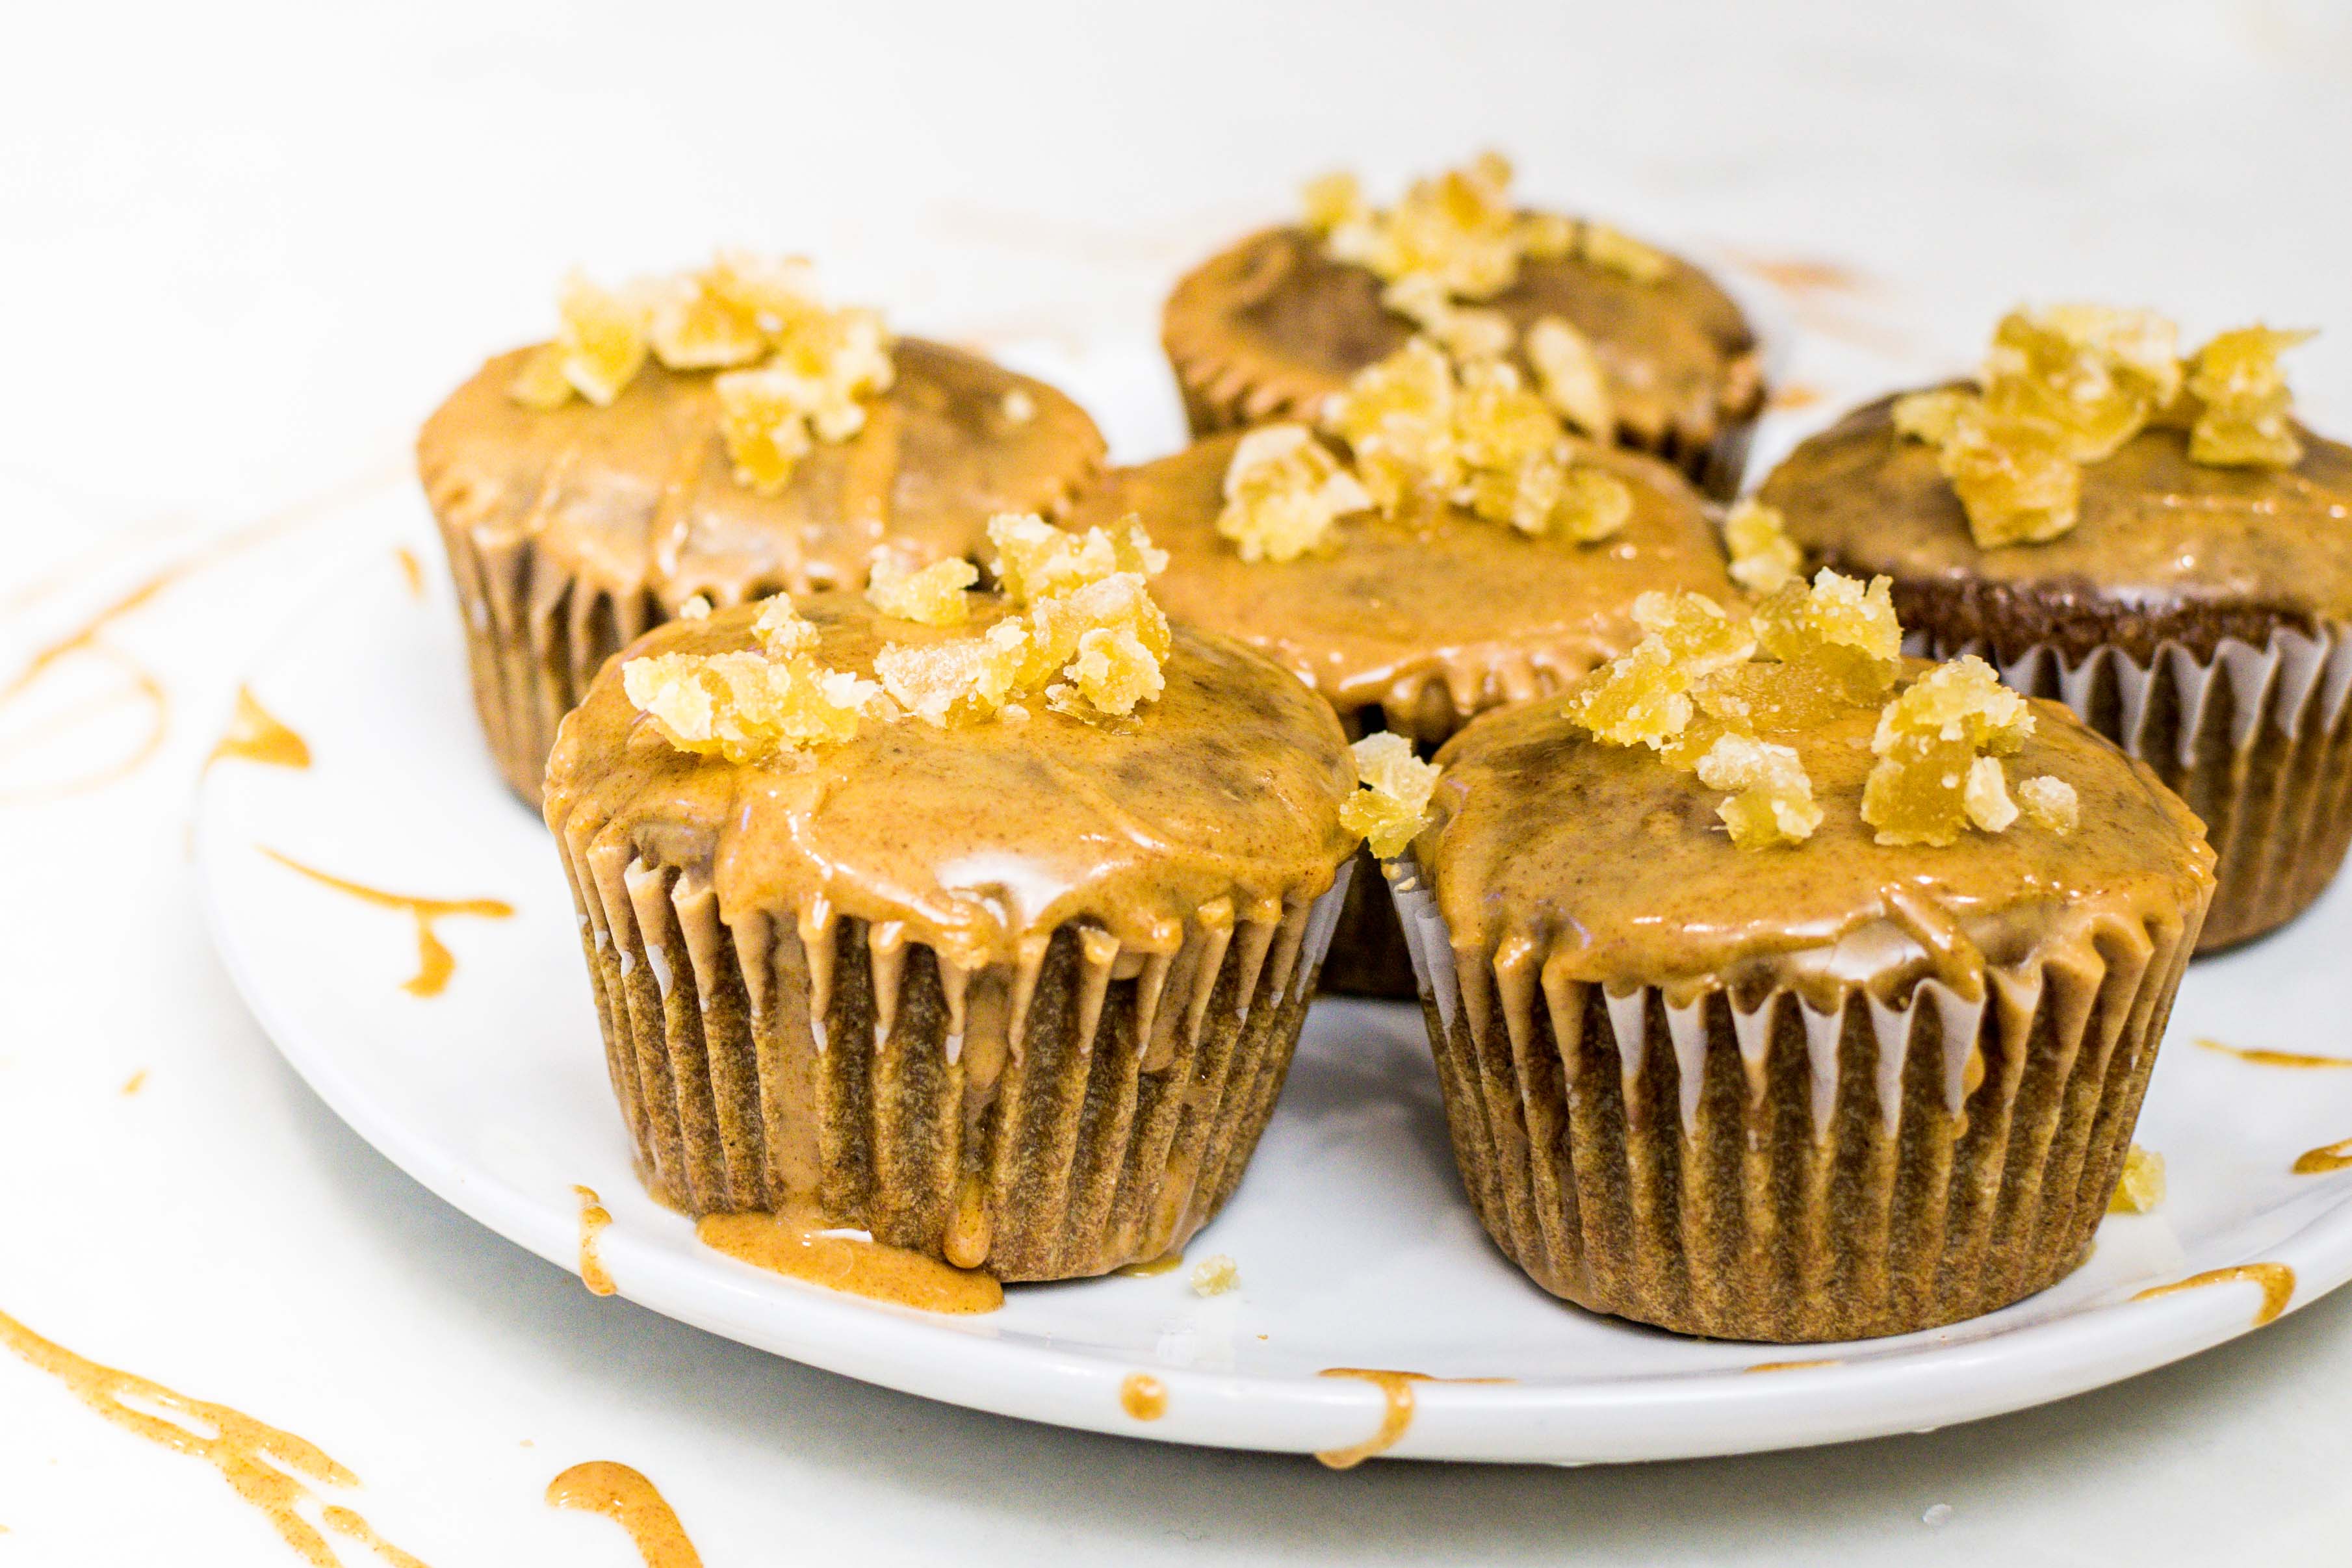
[1057,623,1166,717]
[511,271,653,409]
[1891,389,1975,447]
[2188,324,2312,469]
[1983,305,2181,461]
[751,595,818,655]
[1963,754,2019,832]
[1553,465,1635,543]
[1695,732,1822,849]
[1382,274,1515,361]
[1751,569,1902,697]
[1723,498,1802,596]
[1569,595,1753,751]
[768,303,895,443]
[1334,153,1523,300]
[1876,655,2031,754]
[1578,222,1668,284]
[1323,337,1462,512]
[875,636,1013,725]
[1190,1253,1240,1297]
[647,270,769,372]
[2016,773,2079,835]
[715,363,818,495]
[703,250,824,340]
[1516,211,1577,262]
[1341,732,1441,858]
[1635,591,1758,676]
[1453,361,1563,474]
[2108,1144,2166,1215]
[621,649,875,764]
[987,511,1167,604]
[677,595,712,621]
[866,556,978,626]
[1301,170,1367,236]
[1216,424,1371,563]
[1861,656,2034,847]
[508,344,576,410]
[1525,316,1614,439]
[1937,397,2083,548]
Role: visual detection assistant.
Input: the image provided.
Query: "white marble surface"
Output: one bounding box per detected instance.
[5,0,2352,1561]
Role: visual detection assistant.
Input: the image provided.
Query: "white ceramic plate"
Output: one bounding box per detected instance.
[195,483,2352,1466]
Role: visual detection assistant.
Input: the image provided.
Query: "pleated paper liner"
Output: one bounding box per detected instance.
[552,815,1352,1283]
[424,451,1104,808]
[1915,623,2352,952]
[1160,237,1763,502]
[1389,863,2206,1342]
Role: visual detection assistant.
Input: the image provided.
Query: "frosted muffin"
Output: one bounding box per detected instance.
[1759,309,2351,949]
[420,254,1105,803]
[1163,154,1764,496]
[1068,363,1738,993]
[544,517,1357,1281]
[1378,576,2213,1340]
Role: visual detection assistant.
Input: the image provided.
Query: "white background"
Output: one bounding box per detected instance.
[5,1,2352,1562]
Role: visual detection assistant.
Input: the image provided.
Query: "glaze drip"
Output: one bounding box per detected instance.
[547,1462,703,1568]
[2132,1263,2295,1327]
[258,847,514,997]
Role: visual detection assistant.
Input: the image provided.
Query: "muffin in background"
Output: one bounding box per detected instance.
[419,253,1105,804]
[544,517,1358,1281]
[1163,153,1764,496]
[1759,308,2351,949]
[1378,576,2213,1341]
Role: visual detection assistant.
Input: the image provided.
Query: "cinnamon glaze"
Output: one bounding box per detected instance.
[2132,1263,2295,1327]
[258,847,513,997]
[2195,1037,2352,1070]
[574,1185,617,1296]
[547,1461,703,1568]
[1119,1373,1169,1420]
[209,686,311,771]
[697,1209,1003,1314]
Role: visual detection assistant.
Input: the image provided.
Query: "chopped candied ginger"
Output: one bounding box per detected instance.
[1577,222,1669,284]
[2016,773,2079,835]
[1190,1253,1240,1297]
[646,270,771,372]
[1566,593,1754,750]
[1861,656,2035,847]
[1300,171,1368,236]
[1323,337,1462,511]
[1635,590,1757,675]
[752,595,819,655]
[1891,389,1974,447]
[1381,274,1515,362]
[1898,391,2082,548]
[1984,305,2182,461]
[1723,499,1802,596]
[2108,1144,2166,1215]
[1694,732,1821,849]
[1525,316,1614,439]
[881,518,1171,726]
[987,511,1166,603]
[866,556,978,626]
[1328,152,1522,300]
[622,647,883,765]
[1216,424,1371,563]
[714,363,819,495]
[1516,211,1578,262]
[511,271,652,409]
[676,594,712,621]
[1552,465,1636,543]
[2188,325,2313,469]
[1341,732,1441,858]
[1751,569,1902,698]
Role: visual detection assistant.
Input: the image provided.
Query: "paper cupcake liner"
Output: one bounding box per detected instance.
[550,823,1351,1282]
[426,463,1102,808]
[1913,623,2352,951]
[1388,861,2202,1341]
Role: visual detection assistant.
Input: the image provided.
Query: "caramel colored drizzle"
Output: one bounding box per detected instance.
[257,847,513,997]
[547,1462,703,1568]
[2132,1263,2297,1328]
[2194,1036,2352,1070]
[120,1069,148,1096]
[2294,1138,2352,1175]
[1119,1373,1169,1421]
[1727,253,1872,297]
[1315,1369,1430,1470]
[574,1185,617,1296]
[1113,1249,1185,1278]
[1765,382,1824,412]
[696,1209,1003,1315]
[209,686,311,771]
[394,546,424,598]
[0,1304,430,1567]
[1743,1357,1842,1374]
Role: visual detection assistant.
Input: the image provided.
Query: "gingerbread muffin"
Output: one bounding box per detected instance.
[544,515,1358,1281]
[1371,576,2212,1341]
[1068,348,1740,994]
[1759,308,2352,949]
[1163,154,1764,496]
[420,254,1105,803]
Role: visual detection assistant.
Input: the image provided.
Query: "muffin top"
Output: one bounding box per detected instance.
[1761,311,2352,641]
[1766,397,2352,623]
[1163,156,1761,458]
[418,259,1104,612]
[1411,580,2214,1003]
[1066,428,1738,741]
[545,580,1358,973]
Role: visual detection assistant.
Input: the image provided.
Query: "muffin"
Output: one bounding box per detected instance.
[1163,153,1764,496]
[1759,308,2350,949]
[1068,363,1740,993]
[543,515,1358,1281]
[1374,576,2214,1340]
[420,254,1106,804]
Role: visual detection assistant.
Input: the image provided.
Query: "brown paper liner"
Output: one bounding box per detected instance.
[1920,624,2352,952]
[426,451,1102,809]
[550,823,1352,1281]
[1389,866,2205,1341]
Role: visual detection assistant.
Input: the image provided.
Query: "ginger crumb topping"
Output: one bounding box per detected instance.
[623,595,888,766]
[1321,338,1635,543]
[1577,222,1670,284]
[1894,307,2314,546]
[865,556,979,627]
[1342,732,1443,858]
[1525,315,1615,439]
[1860,655,2037,847]
[2108,1144,2166,1215]
[676,595,712,621]
[509,252,894,497]
[1216,424,1373,563]
[1190,1254,1240,1297]
[1723,498,1802,595]
[874,513,1170,726]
